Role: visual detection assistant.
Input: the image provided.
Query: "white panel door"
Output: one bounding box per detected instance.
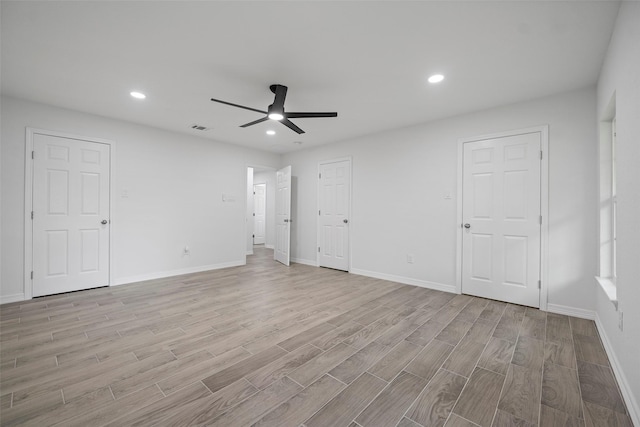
[253,183,266,245]
[318,159,350,271]
[275,166,291,266]
[32,134,110,297]
[462,132,541,307]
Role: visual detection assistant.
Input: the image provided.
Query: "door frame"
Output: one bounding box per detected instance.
[316,156,352,271]
[244,165,276,258]
[455,126,549,310]
[24,128,116,300]
[275,165,292,266]
[253,182,267,245]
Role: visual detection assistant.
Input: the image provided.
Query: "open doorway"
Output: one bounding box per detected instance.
[246,166,277,258]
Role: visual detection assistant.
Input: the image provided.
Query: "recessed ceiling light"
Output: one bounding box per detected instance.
[266,130,276,135]
[427,74,445,84]
[130,91,146,99]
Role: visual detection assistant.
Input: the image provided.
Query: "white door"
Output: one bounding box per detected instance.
[32,134,111,297]
[275,166,291,266]
[253,183,266,245]
[462,132,541,307]
[318,159,350,271]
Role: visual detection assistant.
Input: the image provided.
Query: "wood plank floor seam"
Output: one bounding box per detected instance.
[445,368,484,426]
[0,247,631,426]
[396,371,442,427]
[364,370,391,385]
[326,372,349,386]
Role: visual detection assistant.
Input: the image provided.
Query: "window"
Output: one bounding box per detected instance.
[597,94,617,306]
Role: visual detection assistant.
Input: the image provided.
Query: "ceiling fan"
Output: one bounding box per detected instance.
[210,84,337,134]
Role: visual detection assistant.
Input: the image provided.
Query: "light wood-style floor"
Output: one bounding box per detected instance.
[0,247,632,427]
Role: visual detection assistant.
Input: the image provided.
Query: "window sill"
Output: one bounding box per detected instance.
[595,276,618,310]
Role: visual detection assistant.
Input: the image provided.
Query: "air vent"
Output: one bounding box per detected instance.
[190,124,210,131]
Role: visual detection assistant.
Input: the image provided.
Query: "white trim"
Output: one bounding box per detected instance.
[546,303,595,320]
[291,257,318,267]
[350,268,457,294]
[265,244,275,250]
[24,128,116,300]
[539,126,549,311]
[595,276,618,309]
[246,166,254,258]
[0,293,26,305]
[317,157,353,272]
[456,125,549,310]
[455,140,464,296]
[595,313,640,427]
[24,130,33,300]
[111,260,245,287]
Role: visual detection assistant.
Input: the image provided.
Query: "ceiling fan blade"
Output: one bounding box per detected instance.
[270,84,288,111]
[285,112,338,119]
[280,119,305,134]
[239,116,269,128]
[210,98,267,115]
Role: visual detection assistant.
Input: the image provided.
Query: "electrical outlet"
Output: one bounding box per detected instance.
[407,254,414,264]
[618,311,623,331]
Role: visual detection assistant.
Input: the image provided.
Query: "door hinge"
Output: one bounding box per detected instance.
[539,215,542,225]
[252,213,255,216]
[538,280,541,289]
[318,210,321,216]
[318,247,320,253]
[319,173,321,179]
[540,151,543,160]
[31,271,33,280]
[32,151,35,159]
[252,234,255,238]
[31,211,34,220]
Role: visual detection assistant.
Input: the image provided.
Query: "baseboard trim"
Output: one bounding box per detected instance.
[350,269,456,294]
[0,293,26,305]
[111,260,246,287]
[546,303,595,320]
[265,244,274,249]
[291,258,318,267]
[595,313,640,427]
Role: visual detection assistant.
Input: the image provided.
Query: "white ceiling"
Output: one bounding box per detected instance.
[1,1,620,153]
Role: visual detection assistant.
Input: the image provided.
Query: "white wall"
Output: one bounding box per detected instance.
[282,86,598,313]
[595,2,640,423]
[254,170,276,249]
[0,96,280,302]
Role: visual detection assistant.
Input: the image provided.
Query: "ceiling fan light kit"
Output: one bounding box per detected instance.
[211,84,337,134]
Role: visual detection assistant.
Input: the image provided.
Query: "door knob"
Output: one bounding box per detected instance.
[464,223,471,229]
[101,220,108,225]
[343,219,349,224]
